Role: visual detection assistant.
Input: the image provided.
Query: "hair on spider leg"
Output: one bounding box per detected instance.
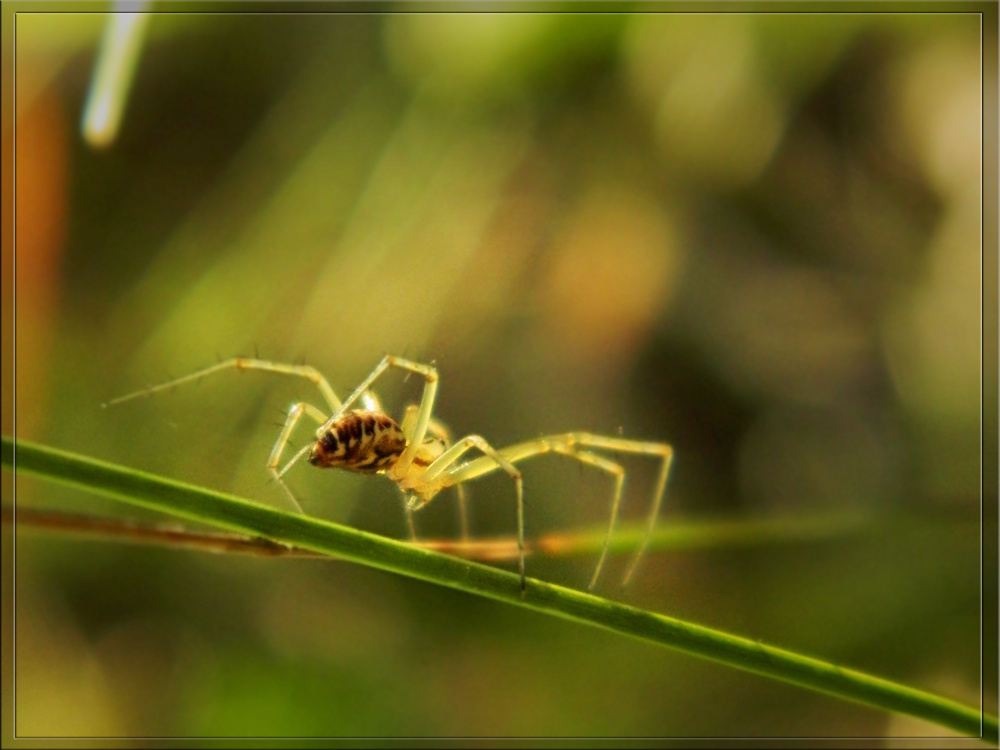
[394,347,425,385]
[159,370,185,396]
[262,468,293,492]
[269,406,287,426]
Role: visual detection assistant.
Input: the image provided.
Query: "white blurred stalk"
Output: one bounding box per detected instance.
[81,2,151,148]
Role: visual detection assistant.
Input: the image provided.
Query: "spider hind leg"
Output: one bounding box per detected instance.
[438,433,674,591]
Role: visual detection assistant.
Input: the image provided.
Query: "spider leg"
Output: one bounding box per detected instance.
[104,357,343,413]
[402,404,470,541]
[266,401,329,513]
[400,493,419,541]
[417,436,525,591]
[556,448,625,592]
[453,481,470,542]
[445,434,674,589]
[439,438,625,590]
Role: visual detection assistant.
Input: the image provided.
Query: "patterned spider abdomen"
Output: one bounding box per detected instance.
[309,410,407,473]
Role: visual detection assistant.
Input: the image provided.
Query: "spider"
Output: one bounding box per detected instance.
[105,354,674,592]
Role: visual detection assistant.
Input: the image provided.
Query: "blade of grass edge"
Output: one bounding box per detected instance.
[2,436,994,744]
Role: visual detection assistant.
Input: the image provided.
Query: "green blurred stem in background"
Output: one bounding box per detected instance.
[2,435,995,744]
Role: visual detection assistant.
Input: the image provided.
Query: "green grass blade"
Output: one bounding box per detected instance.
[2,435,994,743]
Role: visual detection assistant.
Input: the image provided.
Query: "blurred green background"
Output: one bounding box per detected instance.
[5,5,992,740]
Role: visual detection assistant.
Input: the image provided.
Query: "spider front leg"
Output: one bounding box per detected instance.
[103,357,343,413]
[267,401,329,513]
[104,357,346,513]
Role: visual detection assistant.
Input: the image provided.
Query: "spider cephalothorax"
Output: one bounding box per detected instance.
[106,354,674,592]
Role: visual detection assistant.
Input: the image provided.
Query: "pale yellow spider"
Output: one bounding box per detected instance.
[106,354,674,592]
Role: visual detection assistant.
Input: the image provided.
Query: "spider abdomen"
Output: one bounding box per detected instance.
[308,410,407,473]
